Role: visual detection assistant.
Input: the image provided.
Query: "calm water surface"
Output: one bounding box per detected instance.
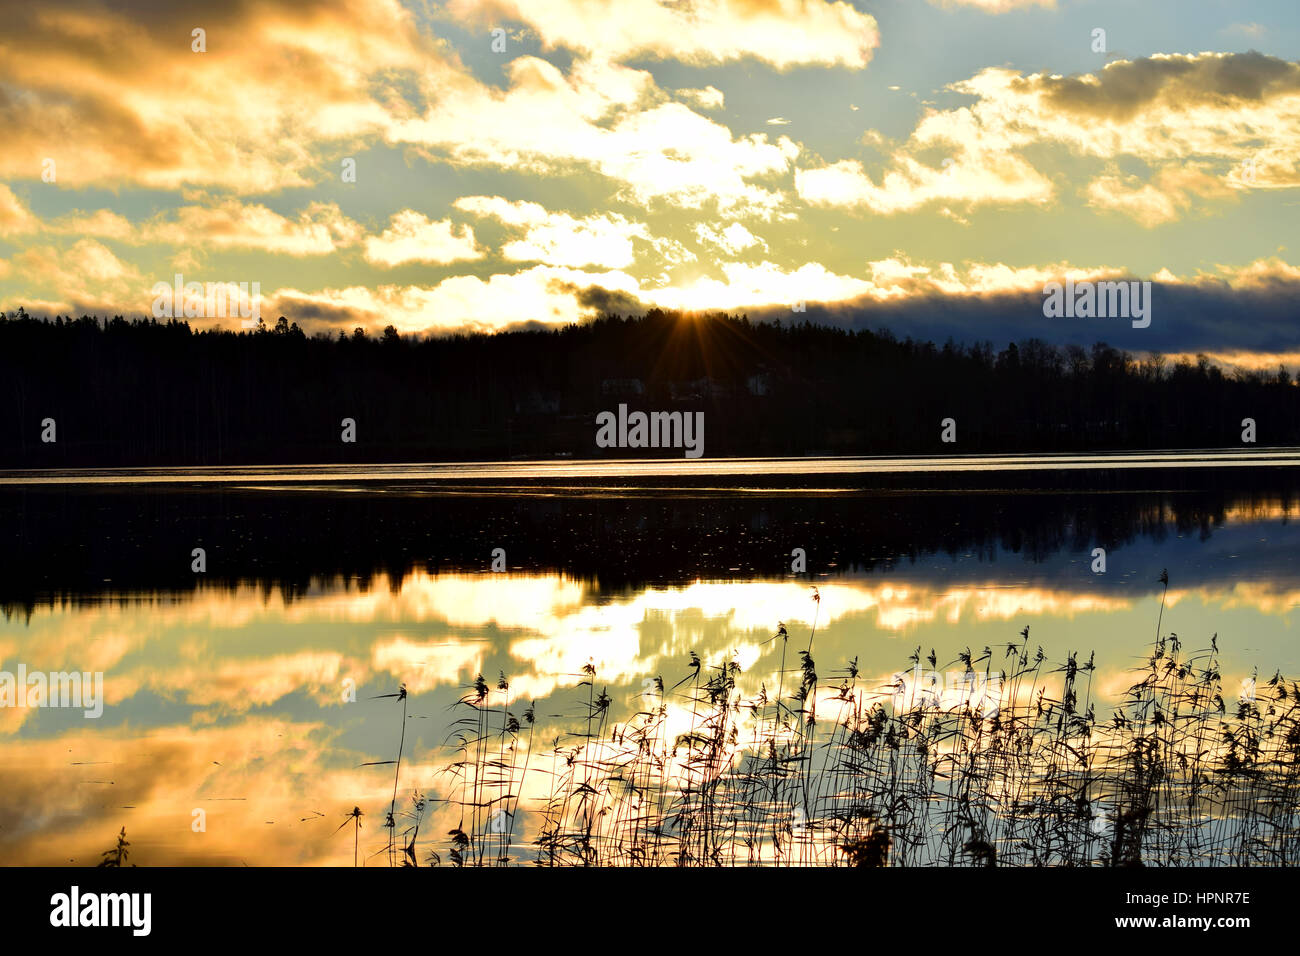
[1,456,1298,864]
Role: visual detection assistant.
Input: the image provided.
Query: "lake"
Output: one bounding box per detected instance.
[2,454,1298,865]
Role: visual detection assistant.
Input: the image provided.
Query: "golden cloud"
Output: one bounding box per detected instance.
[363,211,486,267]
[454,195,651,269]
[930,0,1055,10]
[392,56,796,213]
[797,53,1300,219]
[444,0,880,70]
[0,0,448,191]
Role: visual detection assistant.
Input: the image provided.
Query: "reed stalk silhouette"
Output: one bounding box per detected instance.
[362,683,408,866]
[334,806,363,867]
[343,576,1300,867]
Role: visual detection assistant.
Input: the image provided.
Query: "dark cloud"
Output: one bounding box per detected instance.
[572,283,646,315]
[720,279,1300,357]
[268,293,372,327]
[1035,52,1300,120]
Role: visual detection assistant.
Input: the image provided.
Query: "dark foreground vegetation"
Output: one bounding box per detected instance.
[99,588,1297,867]
[3,308,1299,466]
[381,587,1300,866]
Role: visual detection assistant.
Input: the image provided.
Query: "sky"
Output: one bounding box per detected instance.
[1,0,1298,365]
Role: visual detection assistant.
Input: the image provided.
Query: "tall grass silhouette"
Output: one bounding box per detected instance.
[352,576,1300,867]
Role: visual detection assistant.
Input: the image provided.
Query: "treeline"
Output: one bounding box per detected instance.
[1,307,1297,466]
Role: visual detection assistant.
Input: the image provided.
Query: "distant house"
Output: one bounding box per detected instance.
[669,379,702,401]
[601,378,645,397]
[669,377,730,401]
[746,371,773,396]
[515,389,560,415]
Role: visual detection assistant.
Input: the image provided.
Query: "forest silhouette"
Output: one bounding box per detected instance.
[2,307,1297,466]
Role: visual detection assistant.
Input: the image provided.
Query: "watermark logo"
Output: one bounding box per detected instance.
[1042,278,1151,329]
[0,663,103,718]
[639,676,662,706]
[595,404,704,459]
[1240,677,1257,703]
[50,886,151,936]
[890,663,1002,716]
[151,273,261,325]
